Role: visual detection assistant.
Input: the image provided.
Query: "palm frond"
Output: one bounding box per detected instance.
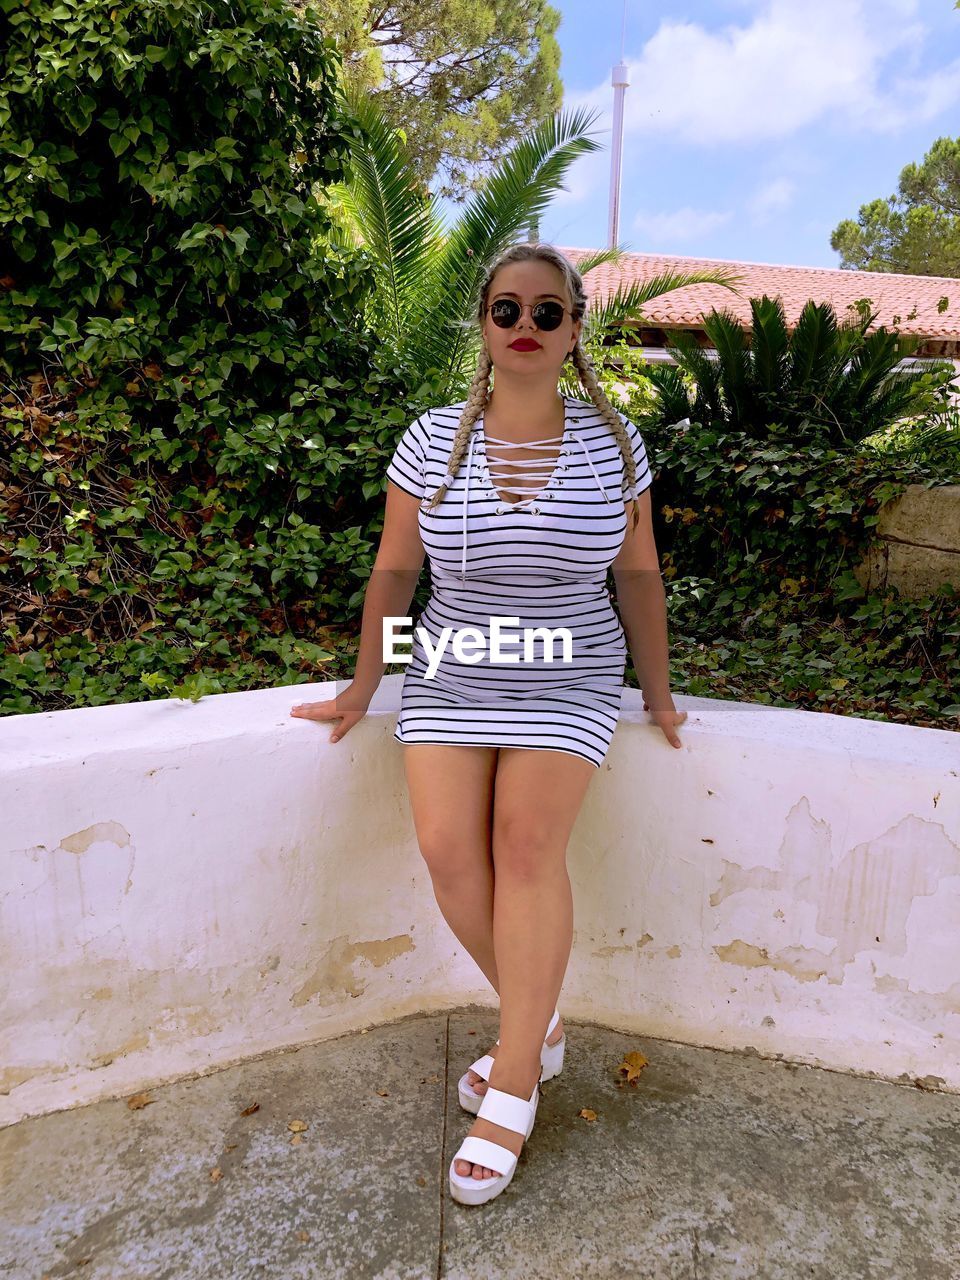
[329,82,447,350]
[749,295,790,396]
[580,268,743,347]
[862,371,942,436]
[410,106,609,388]
[571,246,628,277]
[703,308,753,429]
[640,363,694,427]
[664,329,723,423]
[847,329,919,406]
[789,301,839,395]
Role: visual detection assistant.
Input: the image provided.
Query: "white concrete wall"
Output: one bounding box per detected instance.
[2,677,958,1125]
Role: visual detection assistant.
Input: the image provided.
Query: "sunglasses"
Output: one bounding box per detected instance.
[484,299,570,331]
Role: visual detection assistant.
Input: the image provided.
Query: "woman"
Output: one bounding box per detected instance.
[290,242,686,1206]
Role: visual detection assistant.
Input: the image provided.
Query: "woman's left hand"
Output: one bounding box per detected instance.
[642,694,687,749]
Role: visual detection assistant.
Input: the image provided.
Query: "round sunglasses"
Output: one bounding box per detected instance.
[484,299,570,331]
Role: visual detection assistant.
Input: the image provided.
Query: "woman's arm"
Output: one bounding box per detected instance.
[291,482,425,739]
[610,489,672,702]
[350,481,427,700]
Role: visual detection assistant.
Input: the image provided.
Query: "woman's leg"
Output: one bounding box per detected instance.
[456,746,596,1181]
[403,741,565,1098]
[401,743,501,993]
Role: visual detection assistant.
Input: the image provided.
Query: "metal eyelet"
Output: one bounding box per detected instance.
[529,505,540,515]
[495,505,507,515]
[559,465,568,471]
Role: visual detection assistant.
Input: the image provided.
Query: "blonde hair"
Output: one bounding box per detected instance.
[421,242,643,531]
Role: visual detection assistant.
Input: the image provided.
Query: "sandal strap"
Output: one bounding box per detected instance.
[454,1135,518,1179]
[467,1053,497,1078]
[476,1084,535,1134]
[494,1007,560,1049]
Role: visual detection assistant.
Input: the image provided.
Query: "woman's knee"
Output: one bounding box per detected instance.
[491,815,562,877]
[402,744,497,882]
[417,827,493,884]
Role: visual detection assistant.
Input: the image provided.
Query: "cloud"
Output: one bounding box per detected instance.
[747,178,796,224]
[551,146,609,206]
[857,56,960,131]
[631,205,733,245]
[627,179,796,248]
[564,0,957,147]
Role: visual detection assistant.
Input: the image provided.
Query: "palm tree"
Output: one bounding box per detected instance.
[322,83,741,402]
[640,295,956,445]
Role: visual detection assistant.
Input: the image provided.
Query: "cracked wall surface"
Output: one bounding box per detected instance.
[2,680,958,1124]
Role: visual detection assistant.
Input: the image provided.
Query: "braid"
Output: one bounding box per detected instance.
[421,348,492,511]
[419,241,642,532]
[570,342,641,532]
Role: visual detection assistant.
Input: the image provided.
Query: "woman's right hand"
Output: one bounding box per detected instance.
[289,683,371,743]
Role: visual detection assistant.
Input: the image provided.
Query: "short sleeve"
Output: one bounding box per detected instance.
[386,410,432,500]
[617,413,653,501]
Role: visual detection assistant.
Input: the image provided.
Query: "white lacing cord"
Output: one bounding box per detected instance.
[445,405,618,581]
[459,432,477,582]
[574,434,617,503]
[484,433,565,509]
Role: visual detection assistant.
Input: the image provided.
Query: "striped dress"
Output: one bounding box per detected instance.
[384,395,653,768]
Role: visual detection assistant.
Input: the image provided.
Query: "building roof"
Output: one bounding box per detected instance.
[560,247,960,341]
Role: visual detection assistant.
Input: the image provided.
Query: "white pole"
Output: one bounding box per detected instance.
[608,62,630,248]
[608,2,630,248]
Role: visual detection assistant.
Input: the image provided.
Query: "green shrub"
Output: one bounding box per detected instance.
[0,0,421,713]
[640,295,956,444]
[620,411,960,727]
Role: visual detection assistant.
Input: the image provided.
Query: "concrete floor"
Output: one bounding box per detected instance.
[2,1007,958,1280]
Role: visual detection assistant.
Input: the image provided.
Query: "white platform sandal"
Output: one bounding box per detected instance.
[458,1008,564,1114]
[449,1072,541,1206]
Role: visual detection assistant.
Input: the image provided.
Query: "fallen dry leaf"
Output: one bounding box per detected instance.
[578,1108,597,1122]
[287,1119,308,1132]
[616,1050,649,1085]
[290,1134,303,1145]
[209,1167,222,1182]
[240,1102,259,1116]
[376,1088,389,1097]
[126,1092,155,1110]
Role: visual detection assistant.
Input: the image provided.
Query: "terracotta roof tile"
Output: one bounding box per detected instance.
[560,247,960,340]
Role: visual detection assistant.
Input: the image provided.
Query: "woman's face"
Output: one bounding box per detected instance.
[481,260,581,380]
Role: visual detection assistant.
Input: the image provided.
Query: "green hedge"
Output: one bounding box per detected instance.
[621,408,960,726]
[1,0,428,713]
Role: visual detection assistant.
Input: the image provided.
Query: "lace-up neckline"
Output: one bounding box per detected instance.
[481,412,569,508]
[452,397,618,582]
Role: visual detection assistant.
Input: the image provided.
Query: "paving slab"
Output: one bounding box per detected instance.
[2,1007,958,1279]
